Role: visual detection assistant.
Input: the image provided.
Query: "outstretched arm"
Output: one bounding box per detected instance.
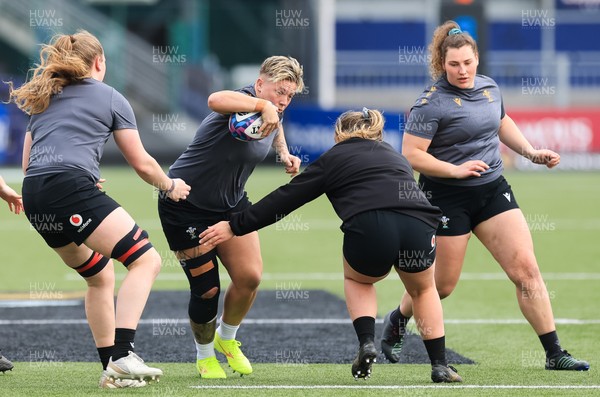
[200,160,327,245]
[113,128,191,201]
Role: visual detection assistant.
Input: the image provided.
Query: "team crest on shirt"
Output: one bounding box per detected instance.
[441,216,450,229]
[453,98,462,107]
[186,226,197,240]
[483,89,494,102]
[425,86,437,97]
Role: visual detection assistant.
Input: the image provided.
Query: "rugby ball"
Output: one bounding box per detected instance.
[229,111,264,141]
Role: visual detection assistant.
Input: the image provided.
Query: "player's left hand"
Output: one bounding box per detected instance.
[96,178,106,190]
[258,102,280,137]
[199,221,235,246]
[527,149,560,169]
[279,153,301,176]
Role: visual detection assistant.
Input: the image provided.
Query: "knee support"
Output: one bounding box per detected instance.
[181,251,220,324]
[111,224,153,267]
[74,252,110,278]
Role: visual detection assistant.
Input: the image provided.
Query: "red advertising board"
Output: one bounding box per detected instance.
[504,109,600,170]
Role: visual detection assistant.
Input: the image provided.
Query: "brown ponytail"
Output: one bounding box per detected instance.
[7,29,103,115]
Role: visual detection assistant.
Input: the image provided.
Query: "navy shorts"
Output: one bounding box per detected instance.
[419,175,520,236]
[342,210,437,277]
[158,194,252,251]
[22,171,120,248]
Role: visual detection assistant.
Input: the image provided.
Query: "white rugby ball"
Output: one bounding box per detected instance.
[228,111,264,141]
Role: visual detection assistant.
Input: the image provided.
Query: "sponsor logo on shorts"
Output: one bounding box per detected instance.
[429,234,436,254]
[69,214,83,227]
[503,192,511,202]
[77,218,92,233]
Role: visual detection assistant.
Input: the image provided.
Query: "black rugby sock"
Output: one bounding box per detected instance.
[97,345,113,370]
[353,316,375,346]
[539,330,562,357]
[112,328,136,361]
[390,307,410,334]
[423,336,447,366]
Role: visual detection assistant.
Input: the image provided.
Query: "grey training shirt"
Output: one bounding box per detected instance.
[167,85,279,212]
[25,78,137,182]
[405,74,505,186]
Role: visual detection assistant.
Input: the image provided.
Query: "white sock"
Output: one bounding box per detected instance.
[216,318,239,340]
[195,340,214,360]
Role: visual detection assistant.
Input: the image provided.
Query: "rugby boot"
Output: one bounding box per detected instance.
[351,341,378,380]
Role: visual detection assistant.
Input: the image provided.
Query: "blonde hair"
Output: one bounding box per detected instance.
[334,108,384,143]
[429,20,478,81]
[7,30,103,115]
[259,55,304,93]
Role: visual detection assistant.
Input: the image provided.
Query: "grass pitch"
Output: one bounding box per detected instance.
[0,166,598,396]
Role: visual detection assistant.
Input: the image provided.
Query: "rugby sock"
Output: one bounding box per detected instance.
[195,340,215,360]
[539,330,562,357]
[97,346,113,370]
[216,318,239,340]
[390,307,411,335]
[113,328,136,361]
[423,336,447,366]
[353,316,375,345]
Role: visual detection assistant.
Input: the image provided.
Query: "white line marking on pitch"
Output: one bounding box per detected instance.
[2,318,600,325]
[0,300,81,308]
[192,385,600,390]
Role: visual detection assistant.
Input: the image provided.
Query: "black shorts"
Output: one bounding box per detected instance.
[342,210,437,277]
[22,171,120,248]
[158,194,252,251]
[420,175,519,236]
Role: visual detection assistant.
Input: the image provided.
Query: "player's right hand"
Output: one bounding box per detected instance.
[168,178,191,202]
[451,160,489,179]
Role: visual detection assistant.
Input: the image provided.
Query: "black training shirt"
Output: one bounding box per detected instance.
[229,137,442,236]
[168,85,279,211]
